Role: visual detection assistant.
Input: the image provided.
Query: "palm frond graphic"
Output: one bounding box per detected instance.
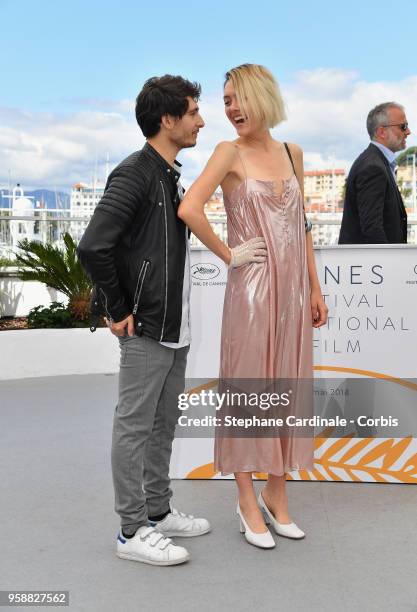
[186,432,417,483]
[184,374,417,483]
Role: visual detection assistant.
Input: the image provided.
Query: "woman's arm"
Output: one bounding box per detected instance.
[178,142,237,264]
[290,143,328,328]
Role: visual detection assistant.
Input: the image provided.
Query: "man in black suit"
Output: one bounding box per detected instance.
[339,102,410,243]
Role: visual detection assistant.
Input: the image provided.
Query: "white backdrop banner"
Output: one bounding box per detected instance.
[171,245,417,483]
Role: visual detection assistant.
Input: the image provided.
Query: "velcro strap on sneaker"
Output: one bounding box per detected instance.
[139,527,155,541]
[140,527,172,550]
[159,537,172,550]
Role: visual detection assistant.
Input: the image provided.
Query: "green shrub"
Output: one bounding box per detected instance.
[27,302,74,329]
[16,233,92,322]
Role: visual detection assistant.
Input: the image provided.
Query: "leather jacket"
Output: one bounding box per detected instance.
[77,143,187,342]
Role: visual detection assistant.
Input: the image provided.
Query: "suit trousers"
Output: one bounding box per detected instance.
[111,334,189,535]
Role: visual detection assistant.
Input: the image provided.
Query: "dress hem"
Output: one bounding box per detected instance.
[214,463,314,478]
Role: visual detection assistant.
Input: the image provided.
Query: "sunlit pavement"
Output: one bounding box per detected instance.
[1,374,417,612]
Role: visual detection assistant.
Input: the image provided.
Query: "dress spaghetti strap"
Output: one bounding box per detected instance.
[284,143,311,232]
[234,145,247,178]
[230,145,248,197]
[284,142,296,175]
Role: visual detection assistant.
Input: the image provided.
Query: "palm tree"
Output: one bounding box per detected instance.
[395,146,417,167]
[16,233,92,322]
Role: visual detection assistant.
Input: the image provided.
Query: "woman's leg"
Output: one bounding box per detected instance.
[261,474,292,524]
[235,472,268,533]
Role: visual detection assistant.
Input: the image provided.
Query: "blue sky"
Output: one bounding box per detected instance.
[1,0,417,189]
[2,0,417,110]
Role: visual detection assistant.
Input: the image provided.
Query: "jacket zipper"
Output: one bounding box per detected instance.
[99,288,111,320]
[132,260,150,315]
[159,180,168,341]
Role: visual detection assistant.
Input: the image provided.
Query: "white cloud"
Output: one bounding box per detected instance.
[1,69,417,191]
[0,107,144,190]
[279,69,417,169]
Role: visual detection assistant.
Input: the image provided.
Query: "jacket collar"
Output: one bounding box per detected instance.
[367,142,393,173]
[370,141,397,167]
[366,144,406,213]
[143,142,181,183]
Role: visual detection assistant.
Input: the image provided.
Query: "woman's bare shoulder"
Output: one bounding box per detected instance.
[213,140,239,156]
[207,141,239,174]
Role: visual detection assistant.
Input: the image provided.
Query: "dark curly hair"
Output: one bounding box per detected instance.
[135,75,201,138]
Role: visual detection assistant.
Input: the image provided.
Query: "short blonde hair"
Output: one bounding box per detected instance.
[224,63,286,128]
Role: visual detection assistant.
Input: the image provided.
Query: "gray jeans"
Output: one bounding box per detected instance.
[111,334,189,534]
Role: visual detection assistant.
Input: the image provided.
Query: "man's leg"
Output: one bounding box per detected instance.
[111,335,175,535]
[143,345,189,518]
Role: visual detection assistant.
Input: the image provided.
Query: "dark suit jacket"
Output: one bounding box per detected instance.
[339,143,407,244]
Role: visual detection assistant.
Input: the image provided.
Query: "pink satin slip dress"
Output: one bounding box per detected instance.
[214,144,314,476]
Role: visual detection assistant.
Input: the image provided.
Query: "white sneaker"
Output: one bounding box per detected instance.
[116,525,190,566]
[150,507,211,538]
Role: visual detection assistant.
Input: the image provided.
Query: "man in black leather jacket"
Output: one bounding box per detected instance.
[77,75,210,566]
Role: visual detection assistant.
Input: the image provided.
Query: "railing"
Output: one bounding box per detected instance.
[1,213,417,261]
[0,213,90,261]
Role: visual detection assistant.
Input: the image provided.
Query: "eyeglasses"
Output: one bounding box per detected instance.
[382,122,409,132]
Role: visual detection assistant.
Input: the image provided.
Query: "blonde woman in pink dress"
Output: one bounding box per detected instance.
[179,64,327,549]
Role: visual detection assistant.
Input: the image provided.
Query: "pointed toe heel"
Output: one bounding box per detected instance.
[258,492,305,540]
[236,502,276,549]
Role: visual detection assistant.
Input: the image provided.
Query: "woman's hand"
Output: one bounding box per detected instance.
[229,237,267,268]
[310,289,328,328]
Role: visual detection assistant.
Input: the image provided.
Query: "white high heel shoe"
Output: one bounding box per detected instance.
[258,492,305,539]
[236,502,276,549]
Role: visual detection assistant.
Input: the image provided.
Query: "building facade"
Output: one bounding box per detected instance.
[70,181,105,241]
[304,169,346,212]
